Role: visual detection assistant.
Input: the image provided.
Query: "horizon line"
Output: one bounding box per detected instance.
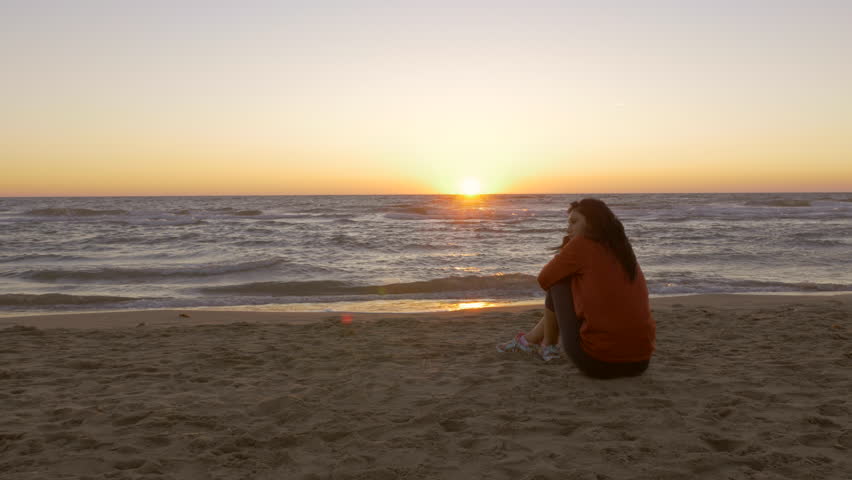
[2,190,851,198]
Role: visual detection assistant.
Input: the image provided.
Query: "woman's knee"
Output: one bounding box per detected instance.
[551,276,572,290]
[548,278,573,307]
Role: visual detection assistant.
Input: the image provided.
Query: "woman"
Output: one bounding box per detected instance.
[497,198,655,379]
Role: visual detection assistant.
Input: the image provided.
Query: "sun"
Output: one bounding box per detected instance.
[460,178,482,196]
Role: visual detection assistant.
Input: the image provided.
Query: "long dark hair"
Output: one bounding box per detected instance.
[561,198,639,282]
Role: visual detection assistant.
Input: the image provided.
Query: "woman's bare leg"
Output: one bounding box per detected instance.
[524,308,560,346]
[524,315,545,345]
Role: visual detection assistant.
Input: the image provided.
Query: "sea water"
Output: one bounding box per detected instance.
[1,193,850,315]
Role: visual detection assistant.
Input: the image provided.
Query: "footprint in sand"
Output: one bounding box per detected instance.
[817,404,848,417]
[699,432,744,452]
[796,432,835,448]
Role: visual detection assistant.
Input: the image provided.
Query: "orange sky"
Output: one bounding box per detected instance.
[2,2,850,196]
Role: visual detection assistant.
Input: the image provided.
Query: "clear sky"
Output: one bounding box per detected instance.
[2,1,851,195]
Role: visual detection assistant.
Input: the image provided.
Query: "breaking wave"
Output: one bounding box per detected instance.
[0,293,138,306]
[200,273,539,297]
[648,277,852,295]
[16,258,291,283]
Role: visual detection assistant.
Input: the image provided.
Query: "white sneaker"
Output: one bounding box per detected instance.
[540,344,561,362]
[496,332,535,353]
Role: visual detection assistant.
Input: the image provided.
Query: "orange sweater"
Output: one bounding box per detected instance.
[537,236,656,363]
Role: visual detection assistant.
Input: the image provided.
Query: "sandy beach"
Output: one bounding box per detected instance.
[1,294,850,479]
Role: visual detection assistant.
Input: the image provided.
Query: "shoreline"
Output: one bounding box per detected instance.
[1,292,850,330]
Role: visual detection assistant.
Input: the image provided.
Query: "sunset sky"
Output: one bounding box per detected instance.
[2,1,851,196]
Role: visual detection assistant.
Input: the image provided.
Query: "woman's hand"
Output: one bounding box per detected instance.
[550,234,573,252]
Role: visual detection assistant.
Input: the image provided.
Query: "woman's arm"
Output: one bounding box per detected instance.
[538,237,584,290]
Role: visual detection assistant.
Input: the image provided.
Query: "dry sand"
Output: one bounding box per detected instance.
[1,294,850,479]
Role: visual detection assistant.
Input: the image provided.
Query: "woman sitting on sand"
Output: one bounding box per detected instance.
[497,198,656,379]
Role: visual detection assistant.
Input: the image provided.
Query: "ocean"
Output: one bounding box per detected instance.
[1,193,850,315]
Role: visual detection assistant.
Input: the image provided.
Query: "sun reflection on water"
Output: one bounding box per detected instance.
[450,301,497,310]
[196,298,539,314]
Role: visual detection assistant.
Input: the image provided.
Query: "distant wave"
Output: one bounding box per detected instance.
[475,226,562,234]
[744,199,812,208]
[328,233,378,249]
[200,273,539,297]
[26,208,129,217]
[0,293,138,306]
[392,206,431,216]
[788,232,850,247]
[0,253,89,263]
[517,228,564,234]
[647,252,762,266]
[383,212,435,221]
[798,239,849,247]
[92,231,202,245]
[17,258,290,283]
[504,195,544,200]
[127,218,206,226]
[384,211,541,222]
[400,242,452,251]
[173,207,262,216]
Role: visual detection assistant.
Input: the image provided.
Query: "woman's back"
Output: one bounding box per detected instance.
[538,235,655,363]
